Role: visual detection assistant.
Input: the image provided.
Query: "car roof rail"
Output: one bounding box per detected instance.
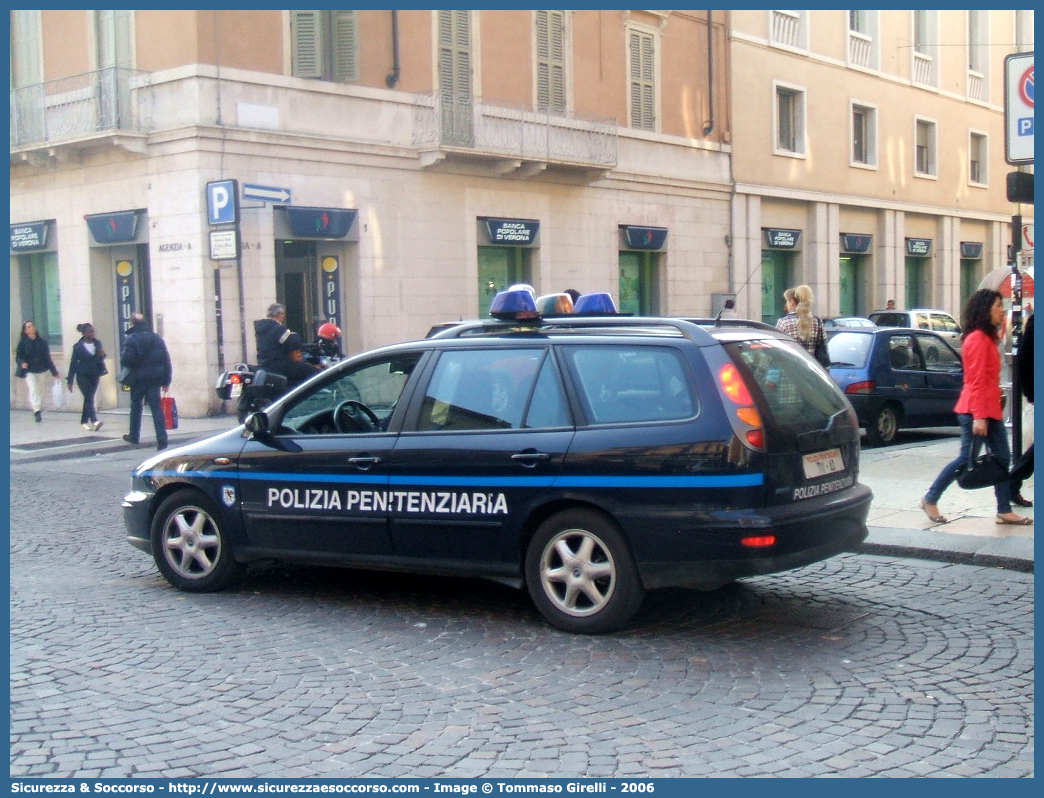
[428,315,721,345]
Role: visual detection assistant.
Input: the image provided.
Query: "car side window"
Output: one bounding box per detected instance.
[914,333,961,370]
[416,348,549,431]
[932,314,959,334]
[279,354,420,434]
[914,312,930,330]
[888,334,919,370]
[565,345,696,425]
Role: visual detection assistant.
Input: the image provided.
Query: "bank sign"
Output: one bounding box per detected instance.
[1005,52,1034,165]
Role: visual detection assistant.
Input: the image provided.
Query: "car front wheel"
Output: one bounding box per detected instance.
[525,509,645,634]
[150,489,244,592]
[866,403,900,446]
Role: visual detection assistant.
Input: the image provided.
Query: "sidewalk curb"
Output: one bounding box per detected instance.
[858,527,1034,573]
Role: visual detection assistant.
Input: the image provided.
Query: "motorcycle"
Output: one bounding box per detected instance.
[215,346,343,423]
[214,364,288,423]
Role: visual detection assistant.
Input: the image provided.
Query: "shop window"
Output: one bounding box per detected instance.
[478,246,530,317]
[619,251,659,315]
[18,252,63,348]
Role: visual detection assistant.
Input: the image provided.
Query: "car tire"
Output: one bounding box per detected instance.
[866,403,900,447]
[150,489,244,592]
[524,509,645,634]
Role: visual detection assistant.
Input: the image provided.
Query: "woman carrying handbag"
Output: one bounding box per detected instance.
[921,289,1030,526]
[66,322,107,431]
[14,320,59,423]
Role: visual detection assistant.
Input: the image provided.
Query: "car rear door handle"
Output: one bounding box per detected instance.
[511,451,551,466]
[348,455,382,469]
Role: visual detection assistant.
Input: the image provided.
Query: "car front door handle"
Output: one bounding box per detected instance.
[348,455,382,469]
[511,451,551,466]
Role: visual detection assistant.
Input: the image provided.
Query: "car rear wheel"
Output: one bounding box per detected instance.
[866,403,900,446]
[525,509,645,634]
[151,489,244,592]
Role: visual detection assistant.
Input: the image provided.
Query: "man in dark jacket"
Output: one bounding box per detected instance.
[120,312,173,450]
[254,304,295,370]
[1011,312,1034,506]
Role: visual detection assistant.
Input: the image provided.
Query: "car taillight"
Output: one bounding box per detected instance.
[846,380,874,395]
[719,363,765,450]
[741,535,776,548]
[229,374,243,384]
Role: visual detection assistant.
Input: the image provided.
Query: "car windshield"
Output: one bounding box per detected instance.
[825,333,872,367]
[724,339,853,444]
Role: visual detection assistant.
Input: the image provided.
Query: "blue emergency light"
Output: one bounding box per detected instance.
[489,288,540,321]
[573,292,618,314]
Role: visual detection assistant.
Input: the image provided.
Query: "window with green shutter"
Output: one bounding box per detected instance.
[536,11,566,114]
[438,10,473,145]
[291,10,357,83]
[628,29,656,131]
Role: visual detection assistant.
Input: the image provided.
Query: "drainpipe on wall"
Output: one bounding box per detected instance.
[385,10,401,88]
[703,10,714,137]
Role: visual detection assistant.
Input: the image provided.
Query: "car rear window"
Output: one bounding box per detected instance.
[564,345,697,424]
[869,312,905,327]
[826,333,872,368]
[724,339,852,441]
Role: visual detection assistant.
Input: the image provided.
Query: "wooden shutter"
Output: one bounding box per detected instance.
[628,30,655,130]
[11,9,42,87]
[332,10,357,83]
[536,11,566,114]
[438,10,471,98]
[292,10,323,78]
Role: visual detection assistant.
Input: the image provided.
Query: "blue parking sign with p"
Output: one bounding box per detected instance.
[207,179,238,225]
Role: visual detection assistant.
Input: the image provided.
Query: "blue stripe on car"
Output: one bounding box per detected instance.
[141,470,764,489]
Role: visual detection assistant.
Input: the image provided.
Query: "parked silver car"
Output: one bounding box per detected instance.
[868,309,962,353]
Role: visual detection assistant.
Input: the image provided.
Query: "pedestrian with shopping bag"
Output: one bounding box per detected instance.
[14,320,59,423]
[119,312,173,451]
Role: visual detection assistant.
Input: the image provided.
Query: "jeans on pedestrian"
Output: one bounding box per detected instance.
[76,374,100,425]
[129,383,167,446]
[924,413,1013,514]
[24,371,44,412]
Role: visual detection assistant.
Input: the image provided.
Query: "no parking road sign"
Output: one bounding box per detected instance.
[1005,52,1034,165]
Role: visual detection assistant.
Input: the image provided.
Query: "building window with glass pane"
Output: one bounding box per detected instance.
[851,103,877,167]
[914,118,936,177]
[775,84,805,155]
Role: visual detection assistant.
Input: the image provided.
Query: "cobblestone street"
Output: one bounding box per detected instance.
[10,451,1034,778]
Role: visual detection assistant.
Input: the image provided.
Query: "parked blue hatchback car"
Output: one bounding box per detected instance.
[826,328,963,446]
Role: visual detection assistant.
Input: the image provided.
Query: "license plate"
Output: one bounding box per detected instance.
[803,448,844,479]
[230,382,242,399]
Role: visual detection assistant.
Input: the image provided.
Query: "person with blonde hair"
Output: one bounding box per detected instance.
[776,284,827,363]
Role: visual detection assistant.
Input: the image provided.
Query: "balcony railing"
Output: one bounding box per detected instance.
[10,68,150,149]
[771,10,802,48]
[848,31,873,69]
[967,71,988,102]
[913,52,935,86]
[413,92,617,169]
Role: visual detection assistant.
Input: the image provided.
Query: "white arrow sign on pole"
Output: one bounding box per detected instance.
[242,183,292,204]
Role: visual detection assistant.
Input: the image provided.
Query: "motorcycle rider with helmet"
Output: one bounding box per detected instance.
[316,321,344,362]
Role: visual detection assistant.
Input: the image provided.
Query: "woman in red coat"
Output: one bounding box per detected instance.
[921,289,1030,525]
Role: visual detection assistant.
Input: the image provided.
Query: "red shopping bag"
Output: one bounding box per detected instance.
[161,396,179,430]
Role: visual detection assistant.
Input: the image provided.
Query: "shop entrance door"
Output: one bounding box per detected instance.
[277,241,318,338]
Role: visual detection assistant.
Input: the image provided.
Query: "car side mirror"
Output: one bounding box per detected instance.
[245,411,270,436]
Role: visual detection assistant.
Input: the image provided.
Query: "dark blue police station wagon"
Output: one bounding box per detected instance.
[124,291,872,633]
